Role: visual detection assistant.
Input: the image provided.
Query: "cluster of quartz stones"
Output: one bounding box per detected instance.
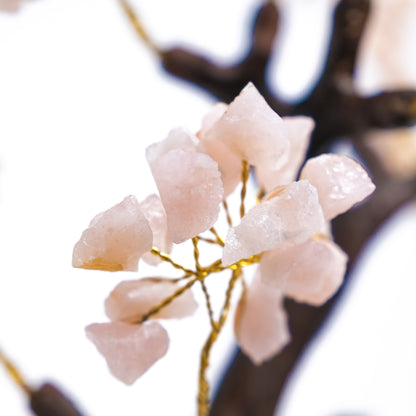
[73,83,375,385]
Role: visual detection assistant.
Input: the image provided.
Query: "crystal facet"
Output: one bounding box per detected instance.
[300,154,376,220]
[140,194,172,265]
[85,321,169,385]
[222,180,325,265]
[149,148,223,243]
[261,237,348,306]
[256,116,314,191]
[72,196,153,272]
[205,82,290,171]
[105,278,198,323]
[234,272,290,365]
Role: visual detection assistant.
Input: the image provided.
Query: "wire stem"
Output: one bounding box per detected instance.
[151,247,197,276]
[197,268,242,416]
[0,347,32,396]
[240,160,250,218]
[135,276,199,323]
[118,0,161,55]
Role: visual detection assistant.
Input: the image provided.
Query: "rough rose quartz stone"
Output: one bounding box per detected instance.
[139,194,172,266]
[149,148,224,244]
[198,102,228,138]
[256,116,315,192]
[146,127,199,166]
[222,180,325,265]
[72,196,153,272]
[85,321,169,385]
[105,278,198,323]
[205,82,289,171]
[198,105,242,196]
[0,0,20,12]
[234,271,290,365]
[300,154,376,220]
[260,237,348,306]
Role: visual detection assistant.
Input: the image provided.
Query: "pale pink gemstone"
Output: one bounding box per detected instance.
[199,137,242,197]
[72,196,153,272]
[85,321,169,385]
[234,272,290,365]
[222,180,324,265]
[261,238,348,306]
[140,194,172,265]
[198,102,228,138]
[105,278,198,323]
[300,154,376,220]
[150,149,224,243]
[146,127,199,168]
[0,0,20,12]
[256,116,314,192]
[205,83,289,170]
[198,104,241,196]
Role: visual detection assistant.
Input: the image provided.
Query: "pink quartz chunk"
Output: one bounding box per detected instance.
[105,277,198,323]
[146,127,199,168]
[300,154,376,220]
[260,237,348,306]
[222,180,325,265]
[198,104,241,196]
[198,102,228,138]
[205,82,289,171]
[150,149,224,244]
[256,116,314,192]
[199,136,242,197]
[85,321,169,385]
[234,272,290,365]
[72,196,153,272]
[139,194,172,265]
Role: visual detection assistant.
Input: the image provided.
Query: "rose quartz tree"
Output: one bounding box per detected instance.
[73,83,375,416]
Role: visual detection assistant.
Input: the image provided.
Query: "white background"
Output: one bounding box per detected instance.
[0,1,415,415]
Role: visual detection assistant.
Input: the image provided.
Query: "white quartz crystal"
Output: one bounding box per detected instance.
[300,154,376,220]
[222,180,325,265]
[260,237,348,306]
[139,194,172,265]
[205,82,290,171]
[150,148,224,244]
[105,277,198,323]
[72,196,153,272]
[256,116,314,192]
[85,321,169,385]
[234,272,290,365]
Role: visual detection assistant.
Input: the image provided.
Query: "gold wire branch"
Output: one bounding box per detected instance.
[192,237,201,271]
[197,268,243,416]
[0,347,32,396]
[196,236,219,245]
[151,247,197,276]
[240,160,250,218]
[209,227,225,247]
[222,200,233,227]
[118,0,161,55]
[136,276,199,323]
[200,280,217,330]
[256,187,265,204]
